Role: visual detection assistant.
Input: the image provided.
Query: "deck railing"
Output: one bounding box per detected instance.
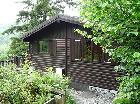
[0,56,25,67]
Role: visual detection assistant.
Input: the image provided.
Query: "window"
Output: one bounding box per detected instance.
[39,40,48,53]
[74,39,82,61]
[38,39,56,56]
[72,38,108,62]
[83,39,103,62]
[83,39,92,61]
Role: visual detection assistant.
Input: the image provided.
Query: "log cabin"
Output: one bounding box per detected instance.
[22,15,120,90]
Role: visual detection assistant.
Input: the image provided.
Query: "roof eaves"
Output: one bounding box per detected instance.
[22,15,81,40]
[22,15,60,40]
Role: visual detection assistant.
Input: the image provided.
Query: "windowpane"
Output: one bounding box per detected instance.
[39,40,48,52]
[83,39,103,62]
[83,39,92,61]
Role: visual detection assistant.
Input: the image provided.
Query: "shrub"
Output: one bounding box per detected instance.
[66,92,76,104]
[80,0,140,103]
[113,75,140,104]
[0,61,70,103]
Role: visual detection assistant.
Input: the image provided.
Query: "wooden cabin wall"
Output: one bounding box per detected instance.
[29,22,72,70]
[29,41,39,54]
[30,39,70,70]
[67,62,121,90]
[28,21,120,90]
[66,23,120,90]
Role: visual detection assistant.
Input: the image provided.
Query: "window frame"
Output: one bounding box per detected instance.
[39,39,49,53]
[38,39,56,56]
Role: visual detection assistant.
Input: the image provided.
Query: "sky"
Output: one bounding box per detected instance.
[0,0,79,27]
[0,0,23,25]
[0,0,79,53]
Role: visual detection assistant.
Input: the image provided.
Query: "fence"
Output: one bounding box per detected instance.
[0,56,25,67]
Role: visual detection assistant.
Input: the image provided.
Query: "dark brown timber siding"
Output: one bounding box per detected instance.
[27,22,120,90]
[67,62,120,90]
[30,39,70,70]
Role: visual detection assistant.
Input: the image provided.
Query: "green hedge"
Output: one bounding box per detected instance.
[0,61,70,104]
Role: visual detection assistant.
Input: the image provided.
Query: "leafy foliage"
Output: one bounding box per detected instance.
[2,0,78,56]
[80,0,140,103]
[0,33,11,61]
[114,75,140,104]
[3,0,78,35]
[0,46,9,61]
[66,93,76,104]
[7,37,28,56]
[0,61,70,103]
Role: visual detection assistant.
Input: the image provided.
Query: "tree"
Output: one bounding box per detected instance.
[80,0,140,103]
[3,0,77,35]
[7,37,28,56]
[3,0,78,56]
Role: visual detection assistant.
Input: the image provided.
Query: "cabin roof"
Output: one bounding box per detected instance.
[22,14,82,41]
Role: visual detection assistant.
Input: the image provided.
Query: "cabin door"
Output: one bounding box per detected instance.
[71,39,82,61]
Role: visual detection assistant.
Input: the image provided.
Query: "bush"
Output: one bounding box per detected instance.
[0,61,70,103]
[80,0,140,103]
[113,75,140,104]
[66,92,76,104]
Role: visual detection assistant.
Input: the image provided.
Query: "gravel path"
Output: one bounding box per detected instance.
[69,87,117,104]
